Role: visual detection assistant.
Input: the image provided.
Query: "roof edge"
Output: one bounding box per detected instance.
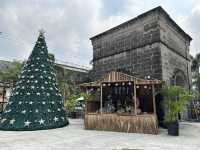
[90,6,192,41]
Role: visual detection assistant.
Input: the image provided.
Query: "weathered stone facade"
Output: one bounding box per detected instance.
[90,6,192,88]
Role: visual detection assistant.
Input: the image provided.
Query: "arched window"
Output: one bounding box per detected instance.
[172,69,187,88]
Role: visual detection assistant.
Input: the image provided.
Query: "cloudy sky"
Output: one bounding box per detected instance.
[0,0,200,67]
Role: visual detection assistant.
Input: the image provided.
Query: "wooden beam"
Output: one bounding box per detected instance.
[134,80,137,115]
[152,84,156,115]
[100,83,103,114]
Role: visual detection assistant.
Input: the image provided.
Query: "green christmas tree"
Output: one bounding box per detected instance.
[0,31,69,130]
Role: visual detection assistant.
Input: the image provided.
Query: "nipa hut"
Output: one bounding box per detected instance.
[80,71,163,134]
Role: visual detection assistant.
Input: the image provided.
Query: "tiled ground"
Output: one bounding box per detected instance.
[0,119,199,150]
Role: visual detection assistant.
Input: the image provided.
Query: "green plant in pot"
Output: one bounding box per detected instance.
[161,86,192,136]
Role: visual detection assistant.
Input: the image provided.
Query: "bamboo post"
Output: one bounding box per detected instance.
[134,79,137,115]
[86,88,89,94]
[152,84,156,115]
[85,88,89,114]
[100,83,103,114]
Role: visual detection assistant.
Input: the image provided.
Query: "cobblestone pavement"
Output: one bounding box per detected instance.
[0,119,199,150]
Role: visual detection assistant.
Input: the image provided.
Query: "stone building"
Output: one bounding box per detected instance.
[90,6,192,89]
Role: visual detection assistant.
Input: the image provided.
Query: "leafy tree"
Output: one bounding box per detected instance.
[65,94,79,112]
[65,92,92,112]
[0,60,23,82]
[48,53,55,62]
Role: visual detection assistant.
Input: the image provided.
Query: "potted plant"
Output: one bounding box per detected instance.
[161,86,192,136]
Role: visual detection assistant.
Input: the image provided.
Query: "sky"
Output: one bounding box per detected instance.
[0,0,200,67]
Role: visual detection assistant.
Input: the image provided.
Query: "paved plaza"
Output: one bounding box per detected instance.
[0,119,199,150]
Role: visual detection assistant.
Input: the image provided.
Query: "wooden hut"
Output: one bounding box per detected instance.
[80,71,163,134]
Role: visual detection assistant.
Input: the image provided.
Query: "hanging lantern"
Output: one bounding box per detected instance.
[103,83,106,87]
[128,82,131,85]
[122,82,125,86]
[108,83,111,86]
[115,83,118,86]
[144,85,147,89]
[136,85,140,89]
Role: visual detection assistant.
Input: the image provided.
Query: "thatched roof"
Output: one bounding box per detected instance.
[80,71,163,87]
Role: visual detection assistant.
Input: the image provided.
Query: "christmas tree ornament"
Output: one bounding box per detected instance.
[0,31,69,130]
[10,119,15,125]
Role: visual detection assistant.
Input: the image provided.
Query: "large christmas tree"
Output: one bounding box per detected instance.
[0,31,69,130]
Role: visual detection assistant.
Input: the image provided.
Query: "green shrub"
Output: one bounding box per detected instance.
[65,94,79,112]
[65,92,94,112]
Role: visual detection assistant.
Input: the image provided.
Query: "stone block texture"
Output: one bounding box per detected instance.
[90,6,192,89]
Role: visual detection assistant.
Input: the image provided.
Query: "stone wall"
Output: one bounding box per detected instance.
[159,13,191,88]
[92,11,160,61]
[159,13,190,58]
[92,11,162,80]
[91,7,191,88]
[160,44,190,87]
[93,43,162,80]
